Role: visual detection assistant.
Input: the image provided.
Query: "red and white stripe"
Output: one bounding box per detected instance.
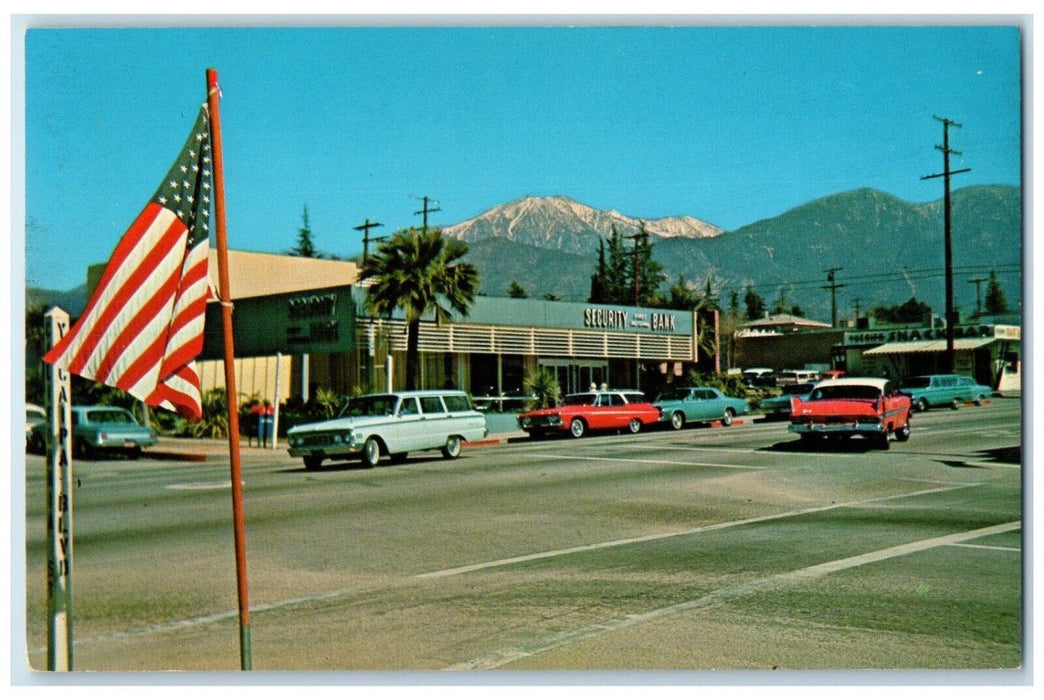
[43,201,210,419]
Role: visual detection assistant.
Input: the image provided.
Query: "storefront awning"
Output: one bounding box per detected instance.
[863,337,995,355]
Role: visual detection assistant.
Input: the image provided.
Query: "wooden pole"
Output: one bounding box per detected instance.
[206,67,252,671]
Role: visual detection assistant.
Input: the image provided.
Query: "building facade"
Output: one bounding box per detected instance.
[180,251,699,406]
[839,322,1021,393]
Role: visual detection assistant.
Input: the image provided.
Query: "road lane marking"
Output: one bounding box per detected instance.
[445,520,1022,670]
[43,482,987,654]
[166,481,233,490]
[947,543,1020,552]
[537,453,764,470]
[416,482,979,580]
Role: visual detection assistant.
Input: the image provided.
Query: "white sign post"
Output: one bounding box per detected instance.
[45,307,74,671]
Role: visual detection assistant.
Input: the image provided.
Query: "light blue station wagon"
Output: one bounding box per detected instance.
[899,374,993,412]
[653,386,750,430]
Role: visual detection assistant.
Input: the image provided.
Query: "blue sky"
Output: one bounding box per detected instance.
[19,22,1023,291]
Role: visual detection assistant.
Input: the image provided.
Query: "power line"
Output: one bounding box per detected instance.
[739,262,1019,293]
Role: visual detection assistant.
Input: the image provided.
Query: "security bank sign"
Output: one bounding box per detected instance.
[583,306,678,333]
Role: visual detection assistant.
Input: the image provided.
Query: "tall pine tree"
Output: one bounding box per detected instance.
[290,205,318,258]
[984,270,1010,315]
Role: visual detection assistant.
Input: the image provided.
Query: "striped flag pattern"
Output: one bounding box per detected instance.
[43,106,214,420]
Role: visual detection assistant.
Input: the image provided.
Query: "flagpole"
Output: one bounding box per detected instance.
[207,67,252,671]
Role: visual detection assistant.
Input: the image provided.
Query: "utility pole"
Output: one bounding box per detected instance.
[922,115,971,373]
[821,267,845,327]
[412,195,440,233]
[624,228,647,306]
[968,277,986,318]
[853,298,862,324]
[354,219,384,264]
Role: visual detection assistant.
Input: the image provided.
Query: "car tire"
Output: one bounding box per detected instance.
[670,411,685,430]
[628,418,642,434]
[303,456,323,471]
[876,432,891,450]
[974,394,986,406]
[73,438,91,459]
[28,433,46,454]
[569,418,586,438]
[916,398,929,412]
[950,398,961,410]
[361,437,382,467]
[441,436,462,459]
[721,408,735,427]
[895,421,911,442]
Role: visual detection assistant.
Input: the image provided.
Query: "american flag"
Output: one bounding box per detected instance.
[43,106,213,420]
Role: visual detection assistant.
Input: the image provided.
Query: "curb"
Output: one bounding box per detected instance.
[145,449,209,463]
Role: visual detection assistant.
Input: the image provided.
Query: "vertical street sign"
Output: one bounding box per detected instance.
[45,307,74,671]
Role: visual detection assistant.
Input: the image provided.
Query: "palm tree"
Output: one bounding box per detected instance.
[360,228,480,390]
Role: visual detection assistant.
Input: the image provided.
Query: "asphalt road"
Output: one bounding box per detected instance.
[22,398,1024,676]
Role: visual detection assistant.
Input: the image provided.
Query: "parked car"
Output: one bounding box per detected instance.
[654,386,751,430]
[788,377,911,449]
[25,403,46,450]
[517,390,661,438]
[741,368,774,387]
[27,405,159,458]
[287,390,487,469]
[899,374,993,412]
[760,382,817,419]
[776,369,820,386]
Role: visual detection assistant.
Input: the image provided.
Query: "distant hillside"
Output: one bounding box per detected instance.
[27,186,1021,327]
[26,284,87,316]
[463,185,1022,322]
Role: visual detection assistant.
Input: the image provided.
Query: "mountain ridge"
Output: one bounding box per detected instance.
[27,186,1021,325]
[442,194,723,254]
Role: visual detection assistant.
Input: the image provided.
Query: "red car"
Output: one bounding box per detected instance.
[787,377,911,449]
[517,390,662,438]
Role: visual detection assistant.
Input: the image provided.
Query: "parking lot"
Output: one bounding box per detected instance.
[22,398,1023,675]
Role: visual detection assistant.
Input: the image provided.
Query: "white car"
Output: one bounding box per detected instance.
[287,390,487,469]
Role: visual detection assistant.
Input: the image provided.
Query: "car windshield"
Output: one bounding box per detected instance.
[339,395,397,417]
[783,383,815,395]
[902,377,932,389]
[563,393,598,406]
[656,388,689,402]
[810,385,882,401]
[86,409,135,424]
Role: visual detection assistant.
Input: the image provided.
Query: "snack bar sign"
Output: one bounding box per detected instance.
[201,285,356,358]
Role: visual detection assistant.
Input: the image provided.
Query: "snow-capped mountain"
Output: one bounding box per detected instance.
[442,195,723,255]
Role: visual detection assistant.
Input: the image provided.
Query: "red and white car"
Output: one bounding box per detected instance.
[517,390,662,438]
[788,377,911,449]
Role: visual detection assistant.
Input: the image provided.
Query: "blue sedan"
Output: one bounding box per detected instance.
[653,386,750,430]
[760,382,818,419]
